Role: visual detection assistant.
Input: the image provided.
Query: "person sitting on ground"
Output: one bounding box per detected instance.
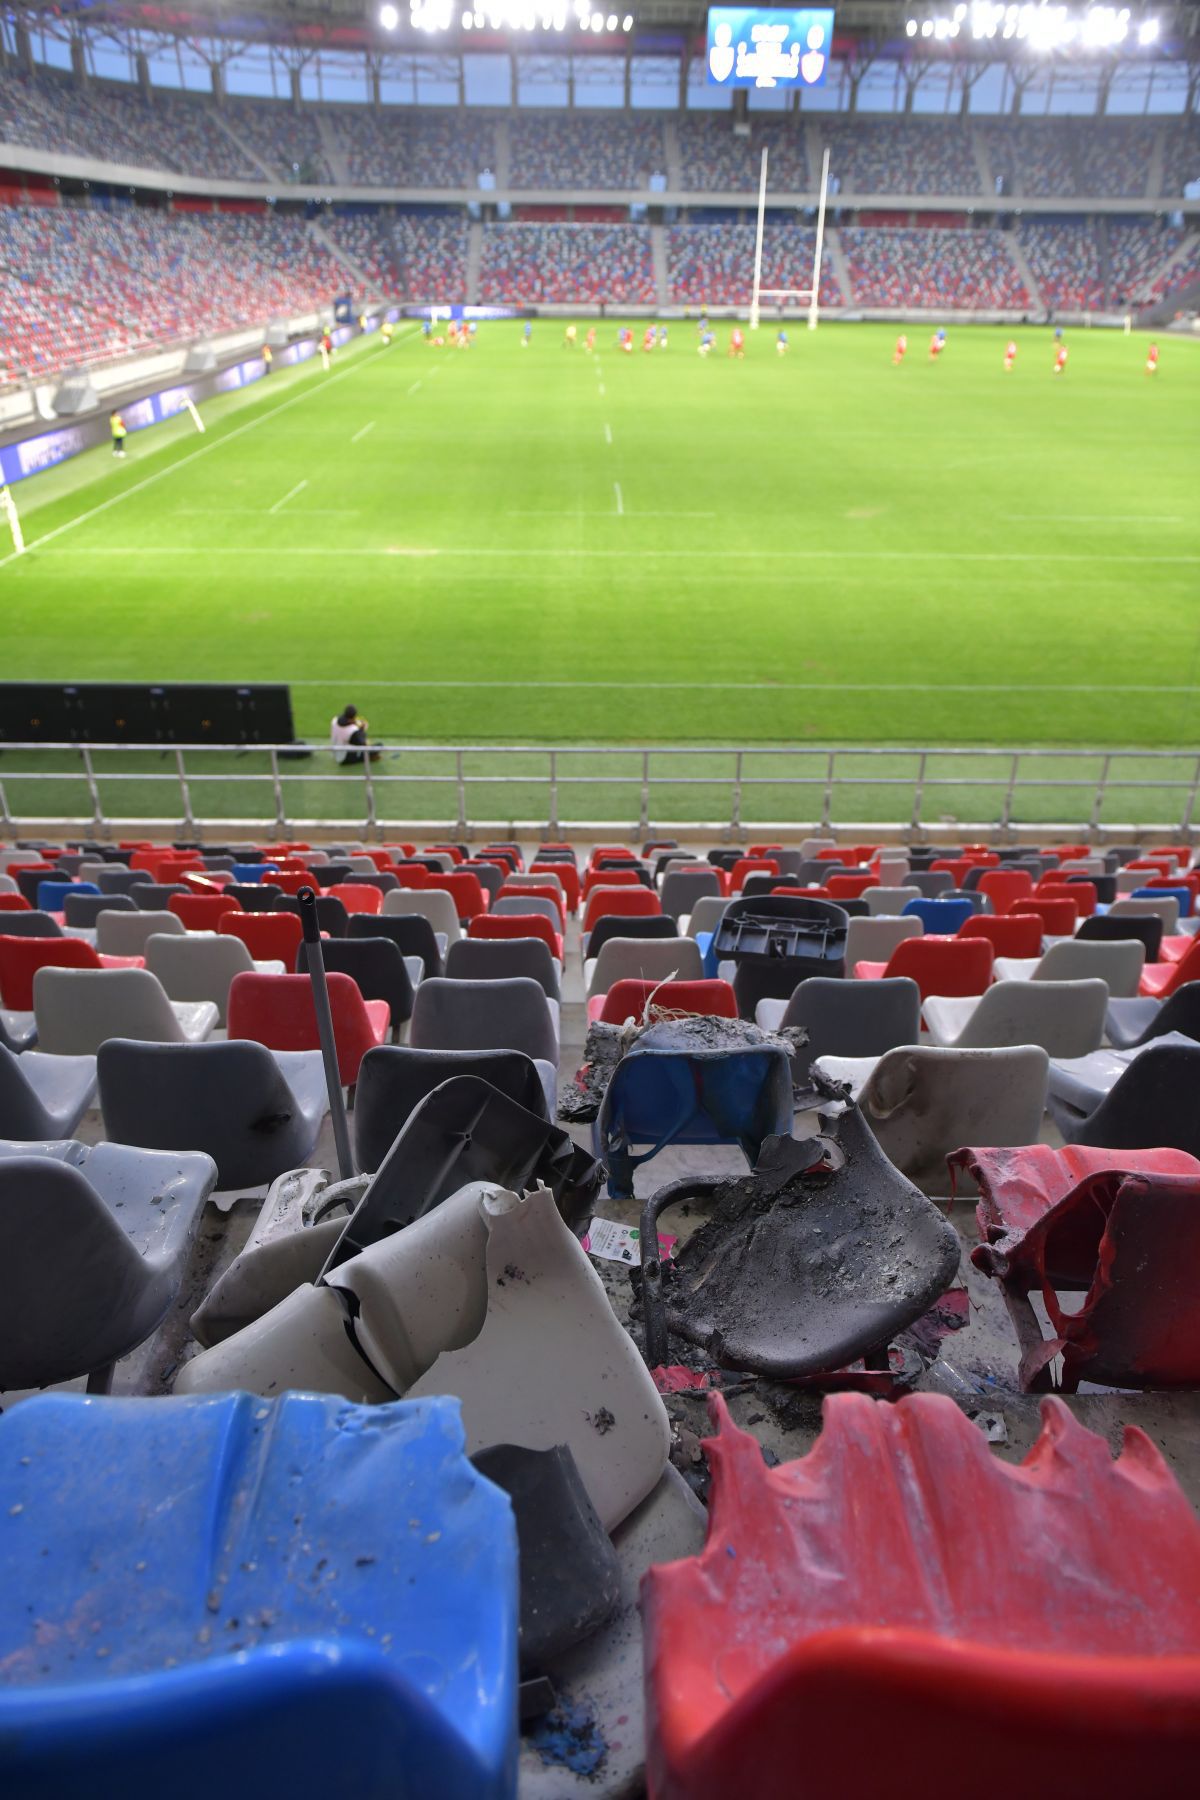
[331,704,380,766]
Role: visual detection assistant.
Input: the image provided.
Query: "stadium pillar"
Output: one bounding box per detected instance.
[368,56,381,106]
[136,52,151,98]
[677,46,687,111]
[14,22,32,75]
[623,47,632,110]
[210,59,225,102]
[70,33,87,85]
[290,66,302,107]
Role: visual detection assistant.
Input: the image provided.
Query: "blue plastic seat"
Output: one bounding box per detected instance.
[37,879,99,913]
[232,862,279,883]
[1132,885,1192,918]
[901,897,974,934]
[0,1391,518,1800]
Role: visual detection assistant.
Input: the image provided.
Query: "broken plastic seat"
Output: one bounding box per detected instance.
[710,896,848,1018]
[814,1045,1049,1196]
[595,1017,794,1200]
[0,1138,215,1391]
[637,1106,959,1380]
[0,1042,97,1139]
[1105,981,1200,1051]
[352,1044,552,1171]
[177,1181,670,1536]
[952,1142,1200,1390]
[588,979,737,1027]
[922,978,1108,1056]
[641,1391,1200,1800]
[1045,1036,1200,1154]
[0,1391,518,1800]
[1139,935,1200,999]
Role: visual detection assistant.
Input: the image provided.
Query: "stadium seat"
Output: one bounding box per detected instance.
[409,975,559,1068]
[444,936,561,1000]
[589,978,737,1026]
[0,910,63,938]
[0,935,144,1010]
[62,892,136,930]
[1075,912,1163,961]
[1140,937,1200,999]
[96,909,185,956]
[0,895,32,913]
[642,1389,1200,1800]
[815,1044,1049,1194]
[756,976,922,1077]
[585,934,703,1000]
[994,937,1145,995]
[825,873,877,901]
[864,885,921,916]
[0,1043,98,1140]
[660,867,723,921]
[922,979,1108,1055]
[1010,897,1080,936]
[729,858,780,894]
[384,887,462,941]
[132,883,189,911]
[978,869,1035,913]
[495,882,565,927]
[352,911,444,979]
[227,972,389,1087]
[469,911,562,960]
[98,1039,328,1189]
[295,936,419,1036]
[37,879,98,913]
[145,932,283,1026]
[490,893,561,930]
[324,882,383,915]
[957,912,1045,958]
[582,885,663,938]
[272,894,349,938]
[351,1045,551,1173]
[843,915,922,970]
[0,1139,215,1392]
[167,893,242,932]
[459,863,503,902]
[33,967,219,1055]
[219,909,304,965]
[906,871,954,899]
[429,872,489,922]
[1105,981,1200,1051]
[901,897,974,934]
[530,862,581,911]
[1046,1041,1200,1154]
[582,867,647,902]
[853,935,994,1000]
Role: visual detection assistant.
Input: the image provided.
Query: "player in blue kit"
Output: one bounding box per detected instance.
[776,328,789,356]
[522,321,532,348]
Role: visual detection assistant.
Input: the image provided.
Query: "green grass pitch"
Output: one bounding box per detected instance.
[1,317,1197,824]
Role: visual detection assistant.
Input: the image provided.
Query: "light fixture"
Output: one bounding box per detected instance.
[622,12,633,26]
[1138,15,1159,42]
[606,11,617,26]
[379,2,399,27]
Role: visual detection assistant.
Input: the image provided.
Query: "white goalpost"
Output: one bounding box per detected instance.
[749,143,831,333]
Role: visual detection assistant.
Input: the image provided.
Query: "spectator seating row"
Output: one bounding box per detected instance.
[666,221,843,307]
[510,113,665,189]
[477,220,656,304]
[1017,218,1104,311]
[840,224,1029,309]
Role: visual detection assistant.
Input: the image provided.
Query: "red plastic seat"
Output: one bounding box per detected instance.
[325,883,382,916]
[167,893,243,931]
[588,977,738,1026]
[587,845,637,871]
[854,936,994,1000]
[497,883,565,928]
[423,844,464,865]
[272,871,321,896]
[427,872,488,922]
[530,862,580,912]
[814,847,849,862]
[977,870,1034,913]
[392,863,431,889]
[582,867,646,900]
[227,971,389,1085]
[0,935,144,1009]
[582,885,663,936]
[826,873,878,900]
[1011,898,1077,936]
[957,913,1044,959]
[469,912,563,959]
[929,858,972,886]
[1140,935,1200,999]
[357,849,395,871]
[219,911,304,963]
[0,895,31,913]
[381,842,416,861]
[1039,880,1095,917]
[960,848,1000,866]
[729,858,779,893]
[642,1390,1200,1800]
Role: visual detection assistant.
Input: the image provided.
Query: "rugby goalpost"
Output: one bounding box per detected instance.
[749,143,831,333]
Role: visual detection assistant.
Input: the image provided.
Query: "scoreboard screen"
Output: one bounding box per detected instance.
[705,8,835,89]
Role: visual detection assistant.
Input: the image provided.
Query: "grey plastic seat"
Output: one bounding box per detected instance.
[585,913,679,963]
[383,887,461,941]
[352,1045,551,1172]
[272,893,349,938]
[0,910,63,938]
[0,874,16,896]
[815,1044,1050,1195]
[350,911,443,979]
[96,909,186,956]
[342,870,400,896]
[923,979,1108,1056]
[33,967,219,1055]
[756,976,921,1079]
[660,868,722,921]
[993,938,1145,997]
[226,882,285,913]
[0,1138,215,1390]
[491,895,562,932]
[63,892,136,930]
[845,914,922,969]
[864,885,921,917]
[96,868,153,897]
[296,935,420,1035]
[445,935,562,1002]
[1046,1038,1200,1154]
[460,863,504,901]
[1105,981,1200,1051]
[504,870,564,901]
[0,1043,97,1138]
[132,883,188,911]
[410,975,559,1066]
[585,935,703,1000]
[1108,895,1180,933]
[145,932,283,1026]
[907,871,954,899]
[1075,912,1162,962]
[97,1039,328,1189]
[686,896,728,941]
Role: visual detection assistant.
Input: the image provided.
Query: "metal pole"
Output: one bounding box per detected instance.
[80,745,104,832]
[269,745,287,834]
[809,145,830,332]
[749,145,768,330]
[297,886,355,1181]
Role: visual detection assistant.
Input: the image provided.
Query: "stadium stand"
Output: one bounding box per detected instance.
[675,118,811,191]
[1106,219,1189,308]
[840,225,1029,309]
[979,121,1080,197]
[823,119,981,195]
[509,113,666,188]
[223,98,333,183]
[1017,219,1105,312]
[0,73,261,180]
[667,221,843,307]
[477,221,656,304]
[328,111,496,188]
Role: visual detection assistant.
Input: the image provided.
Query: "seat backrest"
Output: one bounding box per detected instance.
[957,913,1044,958]
[0,1043,62,1137]
[783,976,921,1073]
[1040,881,1096,918]
[0,934,102,1008]
[37,879,98,913]
[145,933,255,1023]
[491,894,560,928]
[882,936,994,1001]
[530,862,580,910]
[220,910,304,963]
[272,894,349,938]
[445,936,561,999]
[901,897,974,935]
[64,892,135,929]
[859,1045,1050,1195]
[168,893,241,931]
[383,887,461,940]
[685,897,728,940]
[1034,938,1145,996]
[409,976,557,1062]
[0,1153,155,1387]
[351,1044,553,1173]
[588,934,704,999]
[428,872,487,921]
[496,882,564,925]
[865,886,921,917]
[325,883,382,915]
[660,868,722,921]
[954,978,1109,1053]
[1152,935,1200,1000]
[33,966,186,1054]
[845,915,922,968]
[582,885,662,934]
[587,913,680,961]
[1076,912,1163,961]
[96,909,185,955]
[906,871,953,899]
[826,874,878,900]
[298,936,415,1023]
[1011,898,1078,936]
[470,912,560,957]
[597,978,738,1025]
[1072,1042,1200,1155]
[0,910,63,939]
[227,971,383,1086]
[351,911,442,978]
[978,870,1034,912]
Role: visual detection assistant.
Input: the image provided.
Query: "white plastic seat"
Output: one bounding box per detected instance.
[993,938,1144,998]
[923,978,1108,1056]
[585,935,703,1000]
[684,896,728,941]
[33,967,219,1055]
[383,887,461,941]
[1108,895,1180,932]
[144,932,284,1025]
[864,885,921,917]
[844,914,922,969]
[96,909,185,956]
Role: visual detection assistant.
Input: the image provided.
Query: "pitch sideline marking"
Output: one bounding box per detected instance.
[603,423,612,446]
[35,547,1200,565]
[0,325,419,573]
[613,482,624,516]
[407,381,422,396]
[282,679,1200,694]
[269,479,308,515]
[351,420,377,445]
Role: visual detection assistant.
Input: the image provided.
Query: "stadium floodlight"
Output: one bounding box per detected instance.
[1138,14,1159,41]
[910,4,1143,48]
[606,12,617,26]
[378,1,399,26]
[622,13,633,26]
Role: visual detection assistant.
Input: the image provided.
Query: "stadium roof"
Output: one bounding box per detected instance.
[7,0,1200,53]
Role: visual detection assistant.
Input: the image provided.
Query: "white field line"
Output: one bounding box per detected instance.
[31,548,1200,565]
[284,679,1200,693]
[268,479,308,514]
[351,420,377,444]
[1004,513,1185,523]
[598,382,606,396]
[613,482,624,516]
[0,325,419,572]
[604,422,612,445]
[407,381,422,396]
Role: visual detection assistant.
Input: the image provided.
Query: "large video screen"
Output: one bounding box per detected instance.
[705,8,835,89]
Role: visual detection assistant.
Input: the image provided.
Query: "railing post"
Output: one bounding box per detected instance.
[730,750,743,836]
[910,752,927,836]
[80,745,104,832]
[268,746,288,835]
[361,741,378,835]
[821,752,835,831]
[1179,752,1200,844]
[455,749,468,837]
[638,750,651,838]
[0,775,12,835]
[1089,752,1111,836]
[174,749,196,835]
[547,750,559,836]
[1000,752,1020,833]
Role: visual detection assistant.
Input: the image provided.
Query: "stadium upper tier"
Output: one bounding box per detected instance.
[1,73,1198,199]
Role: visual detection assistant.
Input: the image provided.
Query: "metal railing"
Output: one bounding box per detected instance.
[0,742,1197,840]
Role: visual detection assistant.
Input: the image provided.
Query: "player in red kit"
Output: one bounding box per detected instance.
[1146,342,1159,375]
[892,333,907,365]
[729,327,745,359]
[1054,342,1069,375]
[1003,339,1017,372]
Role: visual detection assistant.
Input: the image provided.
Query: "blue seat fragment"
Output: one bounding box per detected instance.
[0,1390,518,1800]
